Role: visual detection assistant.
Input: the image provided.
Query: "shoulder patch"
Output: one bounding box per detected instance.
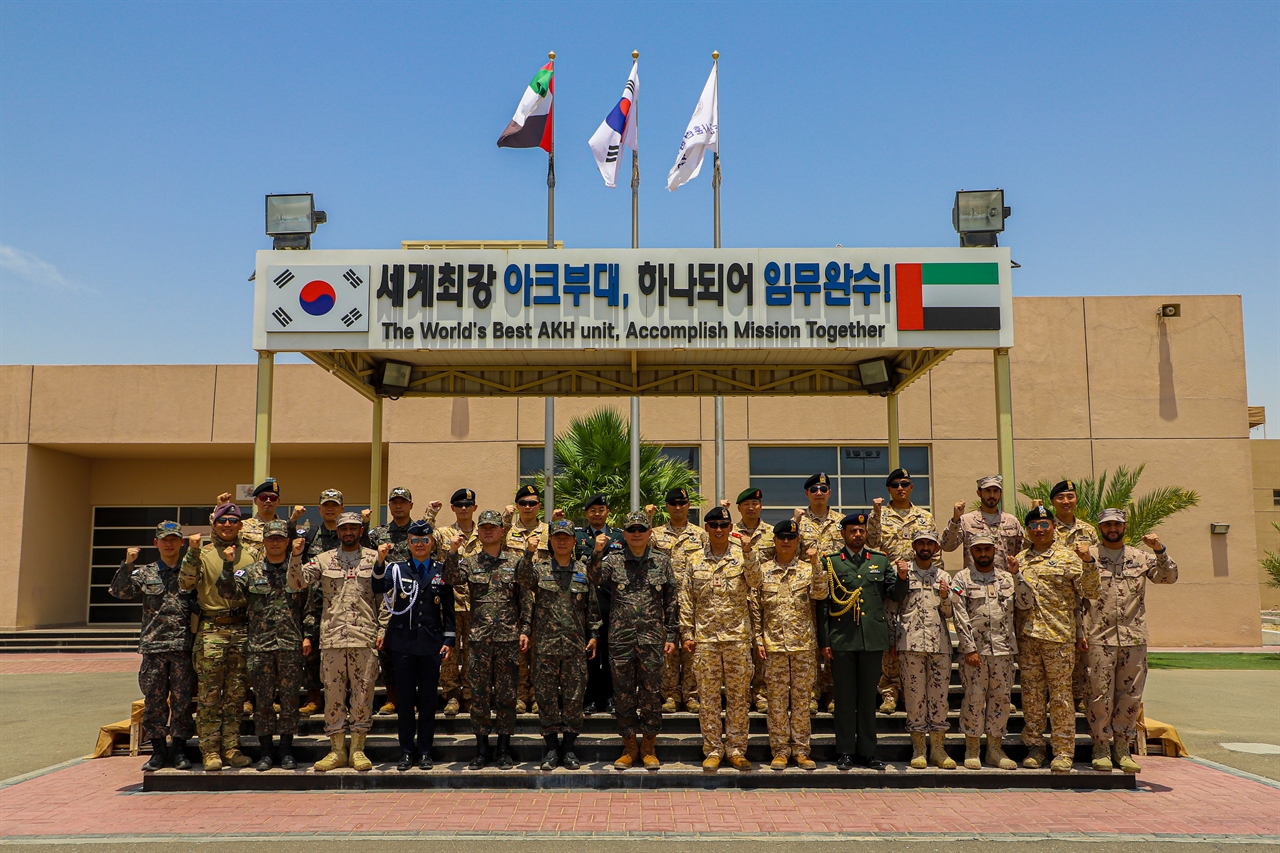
[234,569,246,577]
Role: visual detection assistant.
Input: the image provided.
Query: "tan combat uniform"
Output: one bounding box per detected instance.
[289,547,383,736]
[798,507,843,703]
[433,518,479,705]
[735,520,776,708]
[1055,517,1099,706]
[505,515,549,709]
[951,566,1018,740]
[676,544,762,760]
[750,554,827,759]
[894,561,953,734]
[652,521,709,707]
[942,510,1024,573]
[1083,544,1177,745]
[1014,543,1100,758]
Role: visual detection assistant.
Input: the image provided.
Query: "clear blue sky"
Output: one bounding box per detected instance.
[2,1,1276,427]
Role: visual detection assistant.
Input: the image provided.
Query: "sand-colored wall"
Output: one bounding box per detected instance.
[1254,440,1280,611]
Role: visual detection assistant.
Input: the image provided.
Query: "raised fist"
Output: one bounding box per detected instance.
[953,501,966,521]
[872,497,884,513]
[429,500,443,512]
[505,504,517,516]
[1032,499,1044,508]
[793,507,804,521]
[360,508,372,523]
[526,535,541,553]
[1006,555,1019,575]
[719,499,731,510]
[595,533,610,552]
[552,508,565,521]
[125,547,141,564]
[290,505,306,522]
[644,504,657,518]
[188,533,203,551]
[895,559,910,579]
[1074,541,1093,562]
[806,547,818,563]
[1142,533,1162,551]
[222,545,236,563]
[449,535,464,553]
[377,543,393,562]
[938,577,949,598]
[216,492,233,505]
[292,538,305,557]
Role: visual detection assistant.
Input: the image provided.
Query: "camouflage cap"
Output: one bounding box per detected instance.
[154,520,183,539]
[263,520,289,539]
[319,488,344,505]
[476,509,504,527]
[968,532,997,547]
[911,527,940,544]
[623,510,652,530]
[549,519,576,537]
[336,511,364,527]
[1098,508,1127,524]
[977,475,1003,490]
[388,486,412,502]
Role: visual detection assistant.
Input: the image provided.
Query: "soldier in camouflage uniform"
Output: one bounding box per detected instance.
[297,488,352,716]
[797,472,843,711]
[725,488,775,712]
[676,506,762,771]
[441,509,528,771]
[867,467,938,714]
[1083,508,1177,773]
[750,519,826,770]
[431,488,480,716]
[1048,480,1100,712]
[517,520,599,770]
[950,533,1020,770]
[217,521,305,771]
[941,475,1025,575]
[647,487,707,713]
[180,503,256,771]
[892,529,956,770]
[289,512,382,773]
[229,479,306,562]
[574,494,625,714]
[1013,505,1100,772]
[505,484,551,714]
[588,510,678,770]
[110,521,196,771]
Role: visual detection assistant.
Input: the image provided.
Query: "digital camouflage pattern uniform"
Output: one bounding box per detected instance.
[180,536,255,758]
[299,523,344,702]
[735,520,776,708]
[515,544,599,735]
[676,542,762,760]
[218,549,305,737]
[799,507,843,704]
[750,554,827,759]
[432,513,479,705]
[110,549,196,742]
[1083,543,1177,746]
[1054,517,1100,706]
[894,561,953,734]
[1014,541,1100,759]
[239,514,296,562]
[588,543,678,742]
[505,514,549,709]
[942,509,1025,574]
[950,565,1018,740]
[650,521,708,707]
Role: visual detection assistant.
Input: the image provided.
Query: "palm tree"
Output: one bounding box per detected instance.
[531,407,703,527]
[1014,465,1200,545]
[1263,523,1280,589]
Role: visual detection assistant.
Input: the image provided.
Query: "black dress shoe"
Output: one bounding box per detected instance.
[583,701,598,716]
[836,754,854,770]
[851,755,887,770]
[419,753,433,770]
[397,753,416,772]
[604,698,616,715]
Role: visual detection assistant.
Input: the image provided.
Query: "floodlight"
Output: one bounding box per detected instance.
[953,189,1011,248]
[1209,522,1230,535]
[266,193,327,249]
[857,358,893,395]
[379,361,413,398]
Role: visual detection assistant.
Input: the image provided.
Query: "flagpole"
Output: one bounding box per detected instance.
[711,50,725,506]
[630,50,641,512]
[545,49,556,515]
[547,50,556,251]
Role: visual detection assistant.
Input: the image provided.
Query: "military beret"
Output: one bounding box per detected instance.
[704,506,731,523]
[336,511,364,527]
[1024,505,1053,524]
[803,473,831,491]
[212,503,242,522]
[977,475,1003,490]
[263,520,290,539]
[319,488,344,505]
[252,479,279,497]
[407,519,434,537]
[549,519,576,537]
[388,486,413,502]
[665,487,690,504]
[1049,480,1076,499]
[886,468,911,486]
[772,519,799,537]
[736,487,762,504]
[623,510,652,530]
[450,488,476,505]
[155,520,183,539]
[841,512,869,528]
[476,509,504,527]
[912,527,940,543]
[1098,508,1127,524]
[514,484,540,502]
[585,493,608,509]
[968,532,997,547]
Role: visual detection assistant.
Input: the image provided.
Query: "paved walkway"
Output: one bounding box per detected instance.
[2,755,1278,841]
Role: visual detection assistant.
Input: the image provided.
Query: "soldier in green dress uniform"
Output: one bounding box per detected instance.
[816,512,907,770]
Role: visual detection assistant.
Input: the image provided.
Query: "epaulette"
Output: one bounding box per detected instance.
[866,547,886,556]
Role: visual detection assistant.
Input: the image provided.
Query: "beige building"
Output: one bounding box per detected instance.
[0,294,1266,645]
[1254,439,1280,612]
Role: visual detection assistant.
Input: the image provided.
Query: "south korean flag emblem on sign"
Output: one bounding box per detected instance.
[265,265,370,333]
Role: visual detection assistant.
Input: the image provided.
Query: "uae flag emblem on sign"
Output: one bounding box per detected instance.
[895,263,1001,331]
[264,265,370,333]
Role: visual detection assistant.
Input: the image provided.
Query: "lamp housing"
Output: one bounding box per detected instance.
[954,189,1011,247]
[857,358,893,395]
[266,193,326,250]
[1209,522,1230,535]
[379,361,413,397]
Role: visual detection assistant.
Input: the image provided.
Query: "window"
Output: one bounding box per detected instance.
[749,445,932,525]
[1274,489,1280,507]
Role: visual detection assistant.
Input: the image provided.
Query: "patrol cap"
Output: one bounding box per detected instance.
[549,519,576,537]
[804,473,831,491]
[623,510,652,530]
[155,520,183,539]
[252,479,280,497]
[476,509,504,527]
[212,503,242,522]
[263,520,289,539]
[911,528,940,544]
[450,488,476,506]
[977,475,1003,490]
[514,484,539,502]
[841,512,869,528]
[704,506,731,523]
[1049,480,1076,499]
[1098,508,1127,524]
[886,468,911,486]
[336,511,364,528]
[772,519,799,537]
[968,532,997,547]
[407,519,434,537]
[665,487,690,505]
[319,489,344,505]
[388,486,412,502]
[1024,505,1053,525]
[736,487,762,504]
[584,493,608,509]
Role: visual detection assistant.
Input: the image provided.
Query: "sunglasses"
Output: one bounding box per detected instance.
[257,494,279,502]
[517,500,540,508]
[214,517,240,525]
[888,481,911,489]
[1027,521,1053,531]
[667,500,689,507]
[807,485,830,494]
[624,526,648,534]
[775,533,798,541]
[707,521,733,530]
[407,536,432,545]
[452,502,476,509]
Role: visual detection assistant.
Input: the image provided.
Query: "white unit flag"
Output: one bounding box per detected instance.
[667,64,718,192]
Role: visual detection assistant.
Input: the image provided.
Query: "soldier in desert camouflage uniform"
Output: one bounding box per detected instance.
[296,488,348,717]
[941,475,1025,575]
[430,488,480,716]
[796,472,842,711]
[724,488,775,712]
[505,484,551,714]
[1046,480,1100,713]
[648,487,708,713]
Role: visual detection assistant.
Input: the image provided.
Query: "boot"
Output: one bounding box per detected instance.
[443,697,460,716]
[661,697,677,713]
[202,752,223,772]
[299,691,321,717]
[685,698,701,714]
[495,734,514,770]
[541,734,560,771]
[349,733,373,771]
[1050,752,1073,772]
[278,734,295,770]
[313,734,348,772]
[141,738,168,772]
[702,754,721,771]
[909,733,928,769]
[641,734,660,769]
[795,753,816,770]
[515,699,527,714]
[930,732,956,769]
[756,696,768,713]
[1092,740,1114,771]
[1112,739,1140,774]
[561,733,581,770]
[378,685,398,716]
[728,753,753,771]
[468,733,490,770]
[223,747,251,768]
[985,739,1016,770]
[879,690,897,715]
[255,735,275,771]
[1022,745,1047,769]
[963,736,982,770]
[770,754,788,771]
[614,734,639,769]
[173,738,192,771]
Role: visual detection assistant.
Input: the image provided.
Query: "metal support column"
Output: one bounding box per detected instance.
[993,348,1016,513]
[630,396,641,511]
[886,392,900,472]
[370,396,383,526]
[714,397,725,504]
[253,351,274,485]
[544,397,555,512]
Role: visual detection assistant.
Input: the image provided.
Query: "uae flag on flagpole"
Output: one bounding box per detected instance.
[895,263,1002,331]
[497,59,554,151]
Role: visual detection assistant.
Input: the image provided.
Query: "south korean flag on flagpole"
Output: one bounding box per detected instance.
[588,59,639,188]
[265,265,370,332]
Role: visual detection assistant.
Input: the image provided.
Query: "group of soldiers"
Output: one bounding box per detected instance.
[111,468,1175,775]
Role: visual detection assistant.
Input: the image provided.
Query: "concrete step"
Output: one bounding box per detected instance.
[0,627,139,653]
